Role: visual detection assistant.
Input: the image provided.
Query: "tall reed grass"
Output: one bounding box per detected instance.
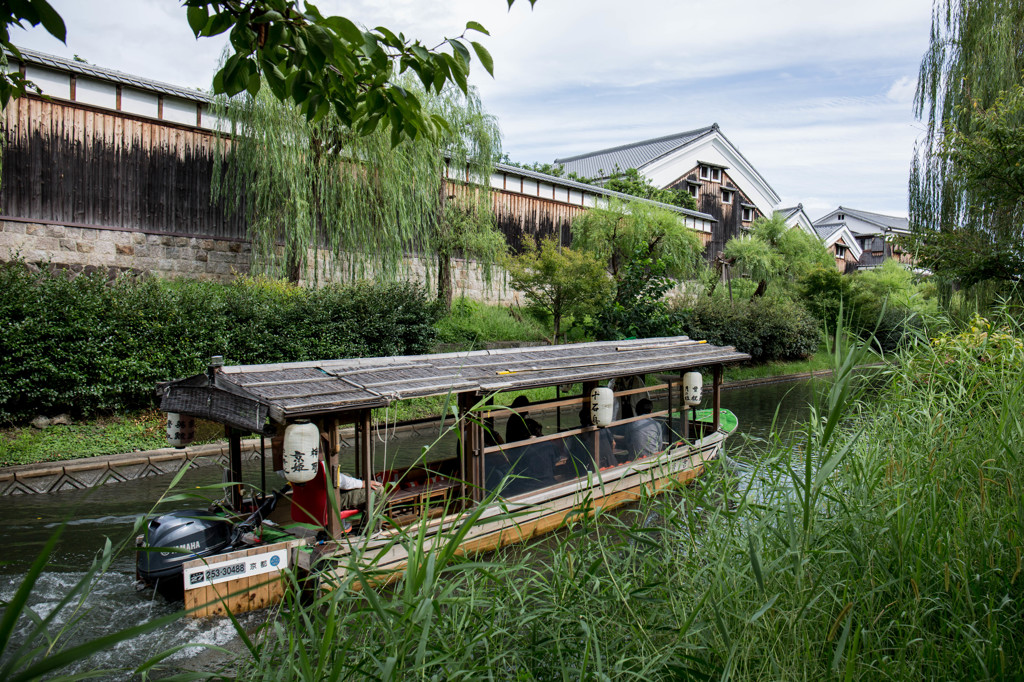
[225,309,1024,680]
[8,309,1021,679]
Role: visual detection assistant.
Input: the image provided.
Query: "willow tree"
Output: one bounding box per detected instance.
[909,0,1024,291]
[211,81,502,294]
[571,200,704,283]
[722,213,832,299]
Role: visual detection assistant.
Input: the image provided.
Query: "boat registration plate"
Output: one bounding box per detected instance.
[183,548,289,590]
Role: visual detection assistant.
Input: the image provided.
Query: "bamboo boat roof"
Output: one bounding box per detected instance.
[159,336,749,432]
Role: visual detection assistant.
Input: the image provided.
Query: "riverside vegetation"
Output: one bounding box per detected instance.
[0,252,926,466]
[3,308,1021,679]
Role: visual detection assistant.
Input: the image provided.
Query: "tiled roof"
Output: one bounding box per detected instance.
[775,204,803,220]
[12,45,211,103]
[839,206,909,232]
[814,223,844,240]
[554,125,717,179]
[494,162,716,222]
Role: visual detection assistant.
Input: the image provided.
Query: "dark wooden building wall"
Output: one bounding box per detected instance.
[490,189,582,254]
[1,96,627,257]
[2,96,247,240]
[666,167,763,257]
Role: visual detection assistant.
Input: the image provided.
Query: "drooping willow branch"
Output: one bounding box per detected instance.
[210,80,502,289]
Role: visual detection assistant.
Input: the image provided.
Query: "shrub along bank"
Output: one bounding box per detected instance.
[0,261,442,424]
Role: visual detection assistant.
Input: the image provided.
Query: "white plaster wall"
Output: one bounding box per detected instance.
[25,65,70,99]
[75,77,117,109]
[120,87,159,118]
[162,97,197,126]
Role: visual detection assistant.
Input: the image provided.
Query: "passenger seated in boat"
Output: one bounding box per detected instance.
[505,395,533,444]
[567,408,614,472]
[497,420,547,495]
[624,398,663,461]
[337,470,384,508]
[521,420,557,488]
[482,396,504,449]
[291,463,382,527]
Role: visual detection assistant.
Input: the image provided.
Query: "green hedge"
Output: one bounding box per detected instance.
[677,295,820,362]
[0,262,441,423]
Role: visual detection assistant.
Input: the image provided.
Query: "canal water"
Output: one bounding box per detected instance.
[0,376,830,677]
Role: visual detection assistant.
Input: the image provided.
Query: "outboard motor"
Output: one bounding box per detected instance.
[137,509,232,601]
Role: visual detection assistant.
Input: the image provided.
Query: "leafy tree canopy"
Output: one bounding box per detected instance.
[212,82,502,283]
[722,213,833,298]
[507,238,611,341]
[571,200,704,282]
[601,168,697,210]
[909,0,1024,289]
[1,0,533,145]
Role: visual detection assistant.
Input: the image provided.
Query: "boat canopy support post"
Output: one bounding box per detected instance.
[581,381,598,470]
[325,417,343,538]
[260,433,266,496]
[458,392,483,503]
[679,370,690,441]
[668,376,676,442]
[226,426,243,510]
[713,365,722,431]
[359,409,375,534]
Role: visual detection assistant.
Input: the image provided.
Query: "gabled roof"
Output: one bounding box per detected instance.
[11,45,210,103]
[814,222,863,261]
[493,162,715,223]
[814,223,844,240]
[838,207,909,232]
[554,125,717,180]
[159,337,749,431]
[776,205,803,221]
[775,203,814,235]
[814,206,909,237]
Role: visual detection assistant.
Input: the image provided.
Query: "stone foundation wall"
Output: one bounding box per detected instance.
[0,219,518,303]
[0,220,253,282]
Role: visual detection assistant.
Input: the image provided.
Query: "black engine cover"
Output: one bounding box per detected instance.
[137,509,233,599]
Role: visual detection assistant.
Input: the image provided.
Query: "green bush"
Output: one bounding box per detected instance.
[799,262,933,353]
[678,295,820,362]
[0,262,441,423]
[435,298,548,345]
[591,251,682,340]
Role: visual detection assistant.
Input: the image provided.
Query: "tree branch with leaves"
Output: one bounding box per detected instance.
[1,0,535,146]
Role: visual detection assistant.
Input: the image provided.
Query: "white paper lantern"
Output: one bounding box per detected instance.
[590,387,614,427]
[682,372,703,407]
[165,412,195,448]
[282,422,320,483]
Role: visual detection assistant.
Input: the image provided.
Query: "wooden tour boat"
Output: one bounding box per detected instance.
[138,336,749,617]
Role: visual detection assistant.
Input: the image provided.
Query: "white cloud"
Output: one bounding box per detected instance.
[13,0,935,216]
[886,75,918,104]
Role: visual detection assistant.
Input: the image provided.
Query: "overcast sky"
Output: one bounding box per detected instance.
[15,0,934,219]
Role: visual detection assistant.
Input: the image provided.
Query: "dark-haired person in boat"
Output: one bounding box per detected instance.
[624,398,663,461]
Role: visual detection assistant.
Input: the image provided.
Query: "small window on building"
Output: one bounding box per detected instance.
[834,245,847,258]
[699,165,722,182]
[837,213,845,221]
[721,189,732,204]
[688,185,699,199]
[741,207,753,222]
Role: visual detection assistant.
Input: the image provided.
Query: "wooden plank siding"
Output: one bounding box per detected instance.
[666,167,762,257]
[831,236,858,273]
[2,95,712,264]
[490,189,583,253]
[1,96,246,240]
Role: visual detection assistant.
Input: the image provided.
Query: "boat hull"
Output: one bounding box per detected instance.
[176,428,730,616]
[313,429,728,586]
